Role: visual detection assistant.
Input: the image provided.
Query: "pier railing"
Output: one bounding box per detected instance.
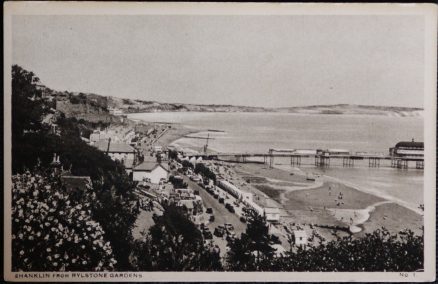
[180,150,424,170]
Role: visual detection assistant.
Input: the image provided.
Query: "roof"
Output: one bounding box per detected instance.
[395,141,424,149]
[124,159,135,169]
[61,175,91,191]
[272,244,286,254]
[293,230,307,237]
[134,161,159,171]
[94,139,135,153]
[179,200,194,209]
[264,207,280,214]
[133,156,169,172]
[42,114,55,125]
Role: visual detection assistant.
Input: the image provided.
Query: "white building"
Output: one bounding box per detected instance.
[94,139,136,170]
[132,160,169,184]
[217,180,253,202]
[264,207,281,223]
[108,107,124,116]
[153,145,163,153]
[293,230,308,246]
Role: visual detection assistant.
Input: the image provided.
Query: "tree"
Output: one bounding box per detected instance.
[168,175,188,189]
[12,65,47,139]
[275,228,423,272]
[168,150,179,160]
[194,163,216,183]
[11,66,139,270]
[227,210,276,271]
[12,170,117,271]
[12,65,52,173]
[181,160,194,170]
[132,204,222,271]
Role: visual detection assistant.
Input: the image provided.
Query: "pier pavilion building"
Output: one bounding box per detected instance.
[389,140,424,158]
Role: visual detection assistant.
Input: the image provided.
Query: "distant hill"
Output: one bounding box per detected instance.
[107,96,423,117]
[38,84,423,118]
[277,104,423,117]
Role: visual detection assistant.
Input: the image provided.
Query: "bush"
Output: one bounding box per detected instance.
[11,65,139,270]
[132,204,222,271]
[274,228,423,272]
[12,171,116,271]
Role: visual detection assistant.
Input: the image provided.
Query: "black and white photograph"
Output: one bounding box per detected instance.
[3,2,436,282]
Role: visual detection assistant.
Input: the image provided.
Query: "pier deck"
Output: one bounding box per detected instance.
[181,151,424,170]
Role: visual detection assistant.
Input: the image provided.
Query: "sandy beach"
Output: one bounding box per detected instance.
[232,162,423,237]
[144,123,423,239]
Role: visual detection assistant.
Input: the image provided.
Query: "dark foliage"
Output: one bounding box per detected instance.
[273,228,423,272]
[11,65,139,270]
[226,210,276,271]
[181,160,194,169]
[194,163,217,183]
[132,204,222,271]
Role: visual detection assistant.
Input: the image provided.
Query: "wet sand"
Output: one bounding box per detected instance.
[139,122,423,237]
[154,124,199,148]
[233,162,423,236]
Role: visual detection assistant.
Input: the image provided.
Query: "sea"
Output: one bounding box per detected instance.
[128,112,424,213]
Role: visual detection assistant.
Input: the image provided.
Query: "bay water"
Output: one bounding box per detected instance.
[128,112,424,212]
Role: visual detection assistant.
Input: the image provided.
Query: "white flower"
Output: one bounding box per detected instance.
[46,248,52,252]
[19,250,24,256]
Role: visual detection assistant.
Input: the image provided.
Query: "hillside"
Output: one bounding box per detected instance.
[108,96,423,117]
[278,104,423,117]
[38,84,423,118]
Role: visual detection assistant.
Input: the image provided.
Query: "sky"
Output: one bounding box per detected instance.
[12,15,424,108]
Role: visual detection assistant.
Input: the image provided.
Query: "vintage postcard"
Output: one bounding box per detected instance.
[3,2,437,282]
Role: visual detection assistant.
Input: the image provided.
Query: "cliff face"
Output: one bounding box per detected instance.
[44,85,423,118]
[109,97,423,117]
[56,100,106,116]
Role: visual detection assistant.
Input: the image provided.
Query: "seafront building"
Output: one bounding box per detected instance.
[292,230,308,246]
[132,156,169,184]
[389,140,424,158]
[217,180,253,203]
[93,139,136,172]
[216,178,281,223]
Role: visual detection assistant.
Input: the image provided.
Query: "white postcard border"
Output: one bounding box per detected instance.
[3,2,437,282]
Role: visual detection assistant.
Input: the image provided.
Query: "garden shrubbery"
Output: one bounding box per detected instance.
[12,171,117,271]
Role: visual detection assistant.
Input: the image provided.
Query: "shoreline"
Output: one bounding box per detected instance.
[129,119,423,236]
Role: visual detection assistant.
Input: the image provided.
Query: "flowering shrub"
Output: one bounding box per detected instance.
[273,228,423,272]
[12,171,117,271]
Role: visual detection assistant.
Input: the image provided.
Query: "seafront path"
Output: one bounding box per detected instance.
[182,176,246,257]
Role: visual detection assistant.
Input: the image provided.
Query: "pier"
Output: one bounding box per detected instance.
[180,148,424,170]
